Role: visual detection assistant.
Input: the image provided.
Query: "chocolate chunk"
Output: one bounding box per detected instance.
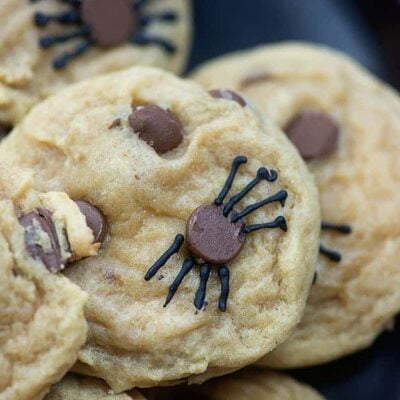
[129,105,184,154]
[209,89,246,107]
[19,208,64,273]
[240,72,272,89]
[75,200,107,244]
[186,204,245,264]
[284,110,339,160]
[82,0,135,47]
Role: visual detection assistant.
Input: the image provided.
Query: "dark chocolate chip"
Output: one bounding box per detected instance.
[284,110,339,160]
[186,204,245,264]
[75,200,107,244]
[19,208,64,273]
[209,89,246,107]
[129,105,184,154]
[82,0,135,47]
[240,72,272,89]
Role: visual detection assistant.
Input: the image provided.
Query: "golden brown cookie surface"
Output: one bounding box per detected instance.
[192,42,400,367]
[0,67,320,390]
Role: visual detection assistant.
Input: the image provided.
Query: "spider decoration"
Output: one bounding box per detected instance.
[31,0,177,69]
[283,109,353,266]
[145,156,289,312]
[319,222,352,262]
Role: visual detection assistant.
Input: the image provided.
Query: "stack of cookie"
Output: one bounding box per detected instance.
[0,2,399,400]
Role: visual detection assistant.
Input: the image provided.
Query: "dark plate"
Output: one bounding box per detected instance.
[188,1,400,399]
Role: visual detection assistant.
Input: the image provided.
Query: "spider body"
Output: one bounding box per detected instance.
[145,156,289,312]
[32,0,177,69]
[186,204,245,265]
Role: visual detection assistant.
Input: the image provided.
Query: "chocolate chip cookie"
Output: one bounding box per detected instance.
[0,66,320,390]
[0,166,105,400]
[192,42,400,367]
[0,0,191,129]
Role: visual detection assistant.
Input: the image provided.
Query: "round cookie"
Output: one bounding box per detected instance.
[0,66,320,390]
[0,167,105,400]
[145,369,324,400]
[192,42,400,367]
[46,374,146,400]
[0,0,191,129]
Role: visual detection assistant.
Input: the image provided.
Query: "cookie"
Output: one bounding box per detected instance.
[145,369,324,400]
[192,42,400,367]
[0,167,106,399]
[0,66,320,390]
[0,0,191,129]
[46,374,146,400]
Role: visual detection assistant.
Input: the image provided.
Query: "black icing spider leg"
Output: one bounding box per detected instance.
[215,156,248,206]
[35,10,81,27]
[39,26,90,48]
[145,234,184,280]
[60,0,81,5]
[223,167,278,217]
[52,39,94,69]
[218,265,230,312]
[319,222,352,262]
[319,245,341,262]
[321,222,352,234]
[139,12,177,26]
[244,216,288,233]
[194,263,211,310]
[131,31,176,53]
[231,190,288,222]
[164,255,195,307]
[133,0,148,10]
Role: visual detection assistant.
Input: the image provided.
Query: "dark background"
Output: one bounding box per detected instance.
[189,1,400,399]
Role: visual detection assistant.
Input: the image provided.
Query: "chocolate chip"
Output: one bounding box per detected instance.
[82,0,135,47]
[240,72,272,89]
[284,110,339,160]
[186,204,245,264]
[19,208,64,273]
[75,200,107,244]
[129,105,184,154]
[209,89,246,107]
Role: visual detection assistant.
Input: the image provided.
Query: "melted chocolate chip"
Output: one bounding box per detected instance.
[129,105,184,154]
[209,89,247,107]
[81,0,135,47]
[240,72,272,89]
[19,208,64,273]
[284,110,339,160]
[75,200,107,244]
[186,204,245,264]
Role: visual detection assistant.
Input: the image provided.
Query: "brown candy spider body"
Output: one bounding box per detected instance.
[145,156,288,312]
[32,0,177,69]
